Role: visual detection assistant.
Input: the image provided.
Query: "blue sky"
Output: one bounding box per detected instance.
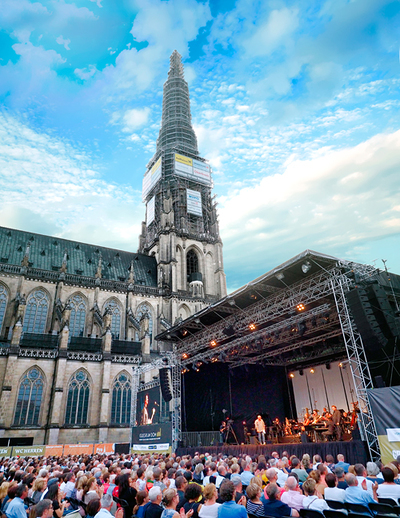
[0,0,400,292]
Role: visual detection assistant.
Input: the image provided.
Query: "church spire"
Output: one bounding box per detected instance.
[156,50,199,157]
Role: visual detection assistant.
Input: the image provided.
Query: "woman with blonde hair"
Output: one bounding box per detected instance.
[246,482,266,517]
[82,477,102,504]
[198,483,220,518]
[31,478,47,504]
[301,454,312,473]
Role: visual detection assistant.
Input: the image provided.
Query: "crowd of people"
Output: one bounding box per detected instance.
[0,449,399,518]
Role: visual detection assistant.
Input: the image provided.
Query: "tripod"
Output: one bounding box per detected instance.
[224,421,239,445]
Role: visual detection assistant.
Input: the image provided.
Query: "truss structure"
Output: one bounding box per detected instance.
[161,258,382,458]
[130,352,181,451]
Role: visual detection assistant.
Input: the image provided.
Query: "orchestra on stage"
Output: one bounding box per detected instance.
[221,402,360,445]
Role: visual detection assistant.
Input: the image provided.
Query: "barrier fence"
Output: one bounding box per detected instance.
[0,442,130,458]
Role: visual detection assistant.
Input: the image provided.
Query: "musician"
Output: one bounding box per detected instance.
[220,419,227,443]
[350,401,359,428]
[303,410,312,426]
[255,415,266,444]
[140,394,149,425]
[332,405,342,441]
[311,409,322,424]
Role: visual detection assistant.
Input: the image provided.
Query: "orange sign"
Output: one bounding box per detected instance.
[45,445,64,456]
[63,444,94,456]
[94,443,115,455]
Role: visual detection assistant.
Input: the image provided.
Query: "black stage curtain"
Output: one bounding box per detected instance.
[176,440,367,465]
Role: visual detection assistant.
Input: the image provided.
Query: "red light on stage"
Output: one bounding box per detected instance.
[182,353,188,359]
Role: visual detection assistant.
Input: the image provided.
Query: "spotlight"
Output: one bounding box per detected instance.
[299,369,304,376]
[275,272,285,281]
[182,353,189,360]
[210,340,217,347]
[296,303,306,312]
[310,368,315,374]
[228,299,236,306]
[326,363,331,370]
[182,329,188,337]
[249,292,257,300]
[301,261,311,274]
[289,373,295,378]
[192,363,199,372]
[211,357,218,363]
[249,323,256,331]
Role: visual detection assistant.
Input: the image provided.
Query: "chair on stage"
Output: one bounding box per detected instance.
[369,503,400,515]
[324,509,348,518]
[344,502,373,516]
[325,500,346,511]
[300,508,325,518]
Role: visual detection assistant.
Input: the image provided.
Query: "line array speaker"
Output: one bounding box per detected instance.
[159,367,173,402]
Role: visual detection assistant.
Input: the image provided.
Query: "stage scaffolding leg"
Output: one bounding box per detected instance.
[130,366,140,440]
[171,362,182,452]
[331,275,380,460]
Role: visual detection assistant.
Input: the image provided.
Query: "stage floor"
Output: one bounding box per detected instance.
[176,439,368,465]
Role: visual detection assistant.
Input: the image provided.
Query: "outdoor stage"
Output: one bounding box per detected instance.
[176,439,367,465]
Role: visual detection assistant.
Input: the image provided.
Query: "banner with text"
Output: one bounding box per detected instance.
[131,422,172,453]
[174,154,211,186]
[187,189,202,217]
[142,158,162,201]
[63,444,94,456]
[0,447,12,457]
[12,445,45,456]
[94,443,115,455]
[368,385,400,463]
[45,445,64,457]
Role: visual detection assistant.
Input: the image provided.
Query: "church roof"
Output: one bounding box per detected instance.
[0,226,157,286]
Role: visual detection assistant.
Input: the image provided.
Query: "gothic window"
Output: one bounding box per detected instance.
[14,368,44,426]
[0,285,7,335]
[135,303,153,349]
[187,249,199,276]
[23,289,49,334]
[111,373,131,425]
[65,370,90,425]
[104,300,121,339]
[69,294,86,337]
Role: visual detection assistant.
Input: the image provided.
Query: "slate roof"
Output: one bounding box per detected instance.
[0,226,157,287]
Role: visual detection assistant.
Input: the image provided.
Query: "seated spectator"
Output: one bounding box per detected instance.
[366,462,383,484]
[377,467,400,501]
[324,473,345,503]
[218,480,247,518]
[336,455,350,473]
[302,479,328,511]
[290,458,308,483]
[230,476,245,504]
[344,473,377,504]
[281,476,304,512]
[263,483,298,517]
[335,467,348,490]
[246,482,266,517]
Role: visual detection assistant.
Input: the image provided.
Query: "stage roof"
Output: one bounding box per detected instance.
[157,250,398,371]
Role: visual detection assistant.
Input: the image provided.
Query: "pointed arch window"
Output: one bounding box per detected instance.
[111,373,131,425]
[69,294,86,337]
[65,370,90,425]
[135,303,153,349]
[104,300,121,339]
[23,289,49,334]
[14,368,44,426]
[187,250,199,276]
[0,285,7,336]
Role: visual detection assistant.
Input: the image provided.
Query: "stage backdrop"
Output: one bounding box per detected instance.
[182,363,290,442]
[291,363,356,419]
[368,385,400,464]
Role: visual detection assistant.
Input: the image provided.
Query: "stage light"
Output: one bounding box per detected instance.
[210,340,217,347]
[310,368,315,374]
[182,353,189,360]
[192,363,199,372]
[299,369,304,376]
[275,272,285,280]
[339,362,343,368]
[228,299,236,306]
[182,329,188,337]
[296,303,306,312]
[326,363,331,370]
[211,357,218,363]
[249,323,256,331]
[289,373,295,378]
[301,261,311,274]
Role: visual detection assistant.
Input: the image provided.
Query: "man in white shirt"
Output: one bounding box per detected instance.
[324,473,346,503]
[255,415,266,445]
[354,464,374,496]
[95,494,124,518]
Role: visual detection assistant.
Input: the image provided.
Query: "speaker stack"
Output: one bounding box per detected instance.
[159,368,173,402]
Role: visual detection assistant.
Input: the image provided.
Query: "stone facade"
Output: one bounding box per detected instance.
[0,51,226,446]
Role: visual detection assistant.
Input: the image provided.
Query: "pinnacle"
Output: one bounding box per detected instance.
[168,50,184,78]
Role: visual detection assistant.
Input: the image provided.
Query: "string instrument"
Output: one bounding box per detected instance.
[147,408,156,425]
[350,401,359,427]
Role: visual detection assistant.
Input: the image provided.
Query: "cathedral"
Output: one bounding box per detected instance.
[0,51,226,446]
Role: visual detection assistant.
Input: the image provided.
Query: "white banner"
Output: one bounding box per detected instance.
[142,157,162,201]
[187,189,202,216]
[174,154,211,186]
[387,428,400,442]
[147,196,155,225]
[132,443,170,451]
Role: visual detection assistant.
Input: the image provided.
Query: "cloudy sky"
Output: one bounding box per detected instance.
[1,0,400,291]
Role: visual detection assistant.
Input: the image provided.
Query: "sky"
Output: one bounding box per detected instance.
[0,0,400,292]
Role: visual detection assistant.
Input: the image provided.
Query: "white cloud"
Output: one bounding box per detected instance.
[122,108,150,131]
[56,35,71,50]
[0,113,143,249]
[74,65,98,80]
[218,130,400,275]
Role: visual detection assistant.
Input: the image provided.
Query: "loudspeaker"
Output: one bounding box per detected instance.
[345,288,388,350]
[159,368,173,402]
[369,284,400,339]
[374,375,386,388]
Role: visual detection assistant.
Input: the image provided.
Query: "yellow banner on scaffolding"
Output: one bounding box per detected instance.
[175,153,192,166]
